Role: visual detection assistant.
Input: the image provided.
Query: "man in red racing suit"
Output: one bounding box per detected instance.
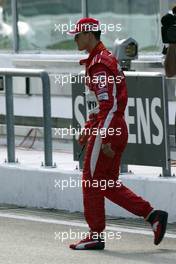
[68,17,168,250]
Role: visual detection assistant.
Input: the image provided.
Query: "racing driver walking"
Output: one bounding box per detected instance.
[68,17,168,250]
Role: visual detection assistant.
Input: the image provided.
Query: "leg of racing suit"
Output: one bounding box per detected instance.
[82,117,153,234]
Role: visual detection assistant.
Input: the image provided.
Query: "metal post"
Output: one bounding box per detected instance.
[11,0,19,52]
[162,75,171,177]
[120,164,128,174]
[1,68,53,167]
[41,73,53,167]
[162,166,171,177]
[82,0,88,17]
[5,75,15,162]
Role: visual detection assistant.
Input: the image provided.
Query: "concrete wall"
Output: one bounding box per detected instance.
[0,164,175,223]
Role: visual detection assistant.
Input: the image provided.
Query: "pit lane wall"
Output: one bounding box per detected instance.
[0,163,176,223]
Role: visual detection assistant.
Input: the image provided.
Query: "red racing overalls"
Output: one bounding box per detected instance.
[79,41,153,234]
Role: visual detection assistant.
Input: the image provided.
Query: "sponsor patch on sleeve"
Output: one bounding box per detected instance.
[92,71,108,90]
[97,92,109,101]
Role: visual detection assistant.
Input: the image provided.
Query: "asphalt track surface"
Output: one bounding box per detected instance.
[0,207,175,264]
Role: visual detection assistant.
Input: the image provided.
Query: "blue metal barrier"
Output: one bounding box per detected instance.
[1,68,53,167]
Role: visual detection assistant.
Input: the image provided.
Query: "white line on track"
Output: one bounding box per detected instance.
[0,212,175,239]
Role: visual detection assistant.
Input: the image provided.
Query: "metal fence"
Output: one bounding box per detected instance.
[1,68,53,167]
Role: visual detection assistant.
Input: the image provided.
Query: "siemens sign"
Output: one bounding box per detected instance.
[125,97,163,145]
[122,73,169,167]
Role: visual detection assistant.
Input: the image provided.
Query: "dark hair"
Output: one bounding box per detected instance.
[161,13,176,26]
[172,5,176,15]
[84,30,101,40]
[91,30,101,40]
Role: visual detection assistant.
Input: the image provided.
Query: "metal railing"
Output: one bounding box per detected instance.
[2,68,53,167]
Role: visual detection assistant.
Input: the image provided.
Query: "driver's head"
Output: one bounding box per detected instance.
[68,17,101,51]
